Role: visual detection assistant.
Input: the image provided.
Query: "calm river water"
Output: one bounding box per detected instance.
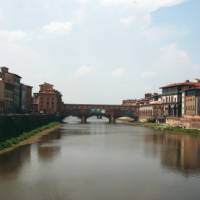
[1,117,200,200]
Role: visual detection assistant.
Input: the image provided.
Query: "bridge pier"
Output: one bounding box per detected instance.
[97,115,102,119]
[109,116,116,124]
[81,116,87,124]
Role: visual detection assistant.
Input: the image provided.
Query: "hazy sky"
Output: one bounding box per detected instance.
[0,0,200,104]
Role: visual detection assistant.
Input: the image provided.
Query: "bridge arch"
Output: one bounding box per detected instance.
[62,115,82,123]
[63,104,138,124]
[85,115,110,123]
[114,115,138,122]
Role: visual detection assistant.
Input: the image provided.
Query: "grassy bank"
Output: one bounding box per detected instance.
[0,122,61,155]
[121,120,200,136]
[140,123,200,136]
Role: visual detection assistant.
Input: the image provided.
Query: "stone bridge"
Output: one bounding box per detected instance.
[62,104,138,123]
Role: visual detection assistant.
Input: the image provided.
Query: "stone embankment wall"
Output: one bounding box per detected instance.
[0,114,61,142]
[166,116,200,129]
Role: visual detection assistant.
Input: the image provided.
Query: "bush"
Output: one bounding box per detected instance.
[147,118,156,123]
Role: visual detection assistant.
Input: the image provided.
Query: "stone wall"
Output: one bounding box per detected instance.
[0,114,61,142]
[166,116,200,129]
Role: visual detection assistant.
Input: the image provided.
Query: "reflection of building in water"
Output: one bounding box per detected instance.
[145,134,200,174]
[39,131,62,142]
[0,145,31,179]
[37,143,61,162]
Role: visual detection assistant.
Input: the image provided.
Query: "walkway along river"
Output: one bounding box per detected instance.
[0,117,200,200]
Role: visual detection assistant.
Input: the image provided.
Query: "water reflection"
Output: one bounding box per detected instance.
[0,145,31,179]
[37,131,62,162]
[1,122,200,200]
[39,130,62,141]
[37,144,61,162]
[145,133,200,174]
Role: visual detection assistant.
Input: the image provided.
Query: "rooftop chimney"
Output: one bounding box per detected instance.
[1,67,9,73]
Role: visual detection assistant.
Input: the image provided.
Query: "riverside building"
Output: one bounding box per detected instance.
[183,87,200,116]
[33,82,63,114]
[20,84,33,113]
[138,93,163,122]
[0,67,21,113]
[160,79,200,117]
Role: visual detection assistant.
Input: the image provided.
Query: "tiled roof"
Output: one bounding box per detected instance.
[160,82,200,89]
[39,82,54,86]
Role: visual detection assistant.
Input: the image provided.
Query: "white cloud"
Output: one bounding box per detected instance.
[102,0,186,36]
[141,71,156,79]
[112,67,127,77]
[152,43,199,81]
[0,9,3,24]
[135,43,198,91]
[144,26,174,41]
[78,0,89,4]
[100,0,186,11]
[144,25,189,41]
[0,0,194,104]
[144,0,187,12]
[74,0,89,23]
[0,30,38,78]
[44,21,73,34]
[159,43,190,67]
[120,16,135,26]
[120,14,151,29]
[73,66,96,79]
[113,0,188,49]
[100,0,134,8]
[0,30,27,43]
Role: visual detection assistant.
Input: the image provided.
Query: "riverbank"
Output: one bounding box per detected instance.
[120,120,200,136]
[0,122,61,155]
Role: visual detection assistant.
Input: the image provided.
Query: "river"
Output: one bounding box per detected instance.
[0,117,200,200]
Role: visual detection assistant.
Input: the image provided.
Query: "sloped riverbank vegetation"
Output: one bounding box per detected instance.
[0,122,60,154]
[142,123,200,136]
[120,120,200,136]
[0,114,61,142]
